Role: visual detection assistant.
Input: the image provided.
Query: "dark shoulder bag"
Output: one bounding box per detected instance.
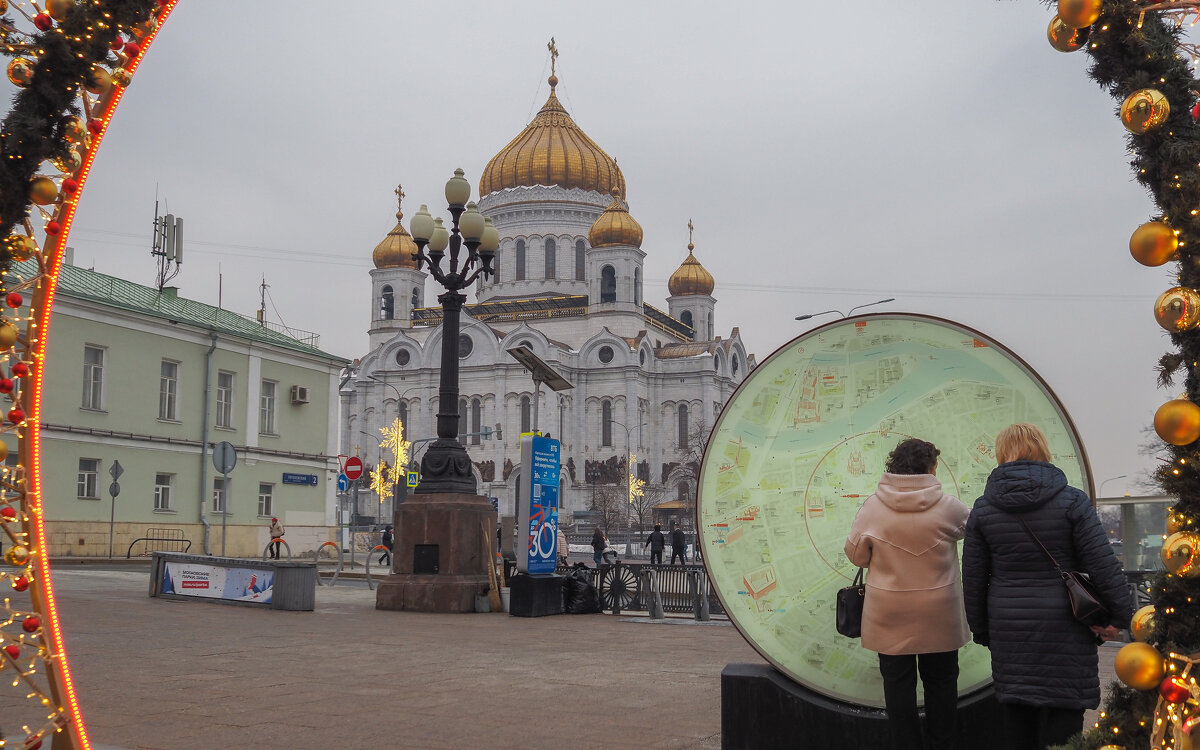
[1015,515,1110,627]
[836,568,865,638]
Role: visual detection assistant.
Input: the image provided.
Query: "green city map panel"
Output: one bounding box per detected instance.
[698,314,1090,708]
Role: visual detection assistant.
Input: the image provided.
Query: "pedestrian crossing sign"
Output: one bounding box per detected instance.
[407,470,419,488]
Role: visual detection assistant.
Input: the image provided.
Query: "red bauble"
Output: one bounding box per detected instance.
[7,408,25,425]
[110,35,124,51]
[24,737,42,750]
[124,41,141,57]
[1193,102,1200,120]
[1,507,17,520]
[3,644,19,659]
[21,616,39,633]
[33,13,52,30]
[1161,674,1191,703]
[44,220,61,236]
[0,379,14,395]
[6,293,21,309]
[12,576,28,592]
[61,178,78,195]
[11,362,30,378]
[86,118,102,135]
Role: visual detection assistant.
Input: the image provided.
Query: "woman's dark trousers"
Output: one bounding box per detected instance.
[877,650,959,750]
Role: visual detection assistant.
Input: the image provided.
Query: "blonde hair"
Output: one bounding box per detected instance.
[995,423,1052,464]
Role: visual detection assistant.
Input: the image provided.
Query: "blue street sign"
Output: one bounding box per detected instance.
[336,473,349,493]
[283,473,318,486]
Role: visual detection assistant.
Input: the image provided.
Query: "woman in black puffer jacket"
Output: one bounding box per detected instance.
[962,423,1131,750]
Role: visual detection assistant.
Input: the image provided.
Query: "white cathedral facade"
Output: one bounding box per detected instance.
[340,69,751,530]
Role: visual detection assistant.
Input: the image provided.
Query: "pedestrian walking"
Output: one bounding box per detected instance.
[646,524,666,565]
[962,423,1132,750]
[557,527,569,567]
[670,523,687,565]
[268,517,285,560]
[591,526,606,567]
[379,524,394,566]
[844,438,969,750]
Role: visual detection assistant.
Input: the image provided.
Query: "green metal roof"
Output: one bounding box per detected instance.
[18,260,348,363]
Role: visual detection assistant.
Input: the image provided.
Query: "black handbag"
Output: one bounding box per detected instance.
[836,568,865,638]
[1016,515,1110,627]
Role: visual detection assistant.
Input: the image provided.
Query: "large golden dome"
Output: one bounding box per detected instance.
[479,75,626,199]
[668,243,715,297]
[373,187,418,269]
[588,189,643,248]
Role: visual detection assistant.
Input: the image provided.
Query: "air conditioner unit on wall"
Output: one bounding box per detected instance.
[290,385,309,405]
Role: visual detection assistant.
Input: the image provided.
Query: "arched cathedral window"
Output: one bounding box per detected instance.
[520,396,531,434]
[602,400,613,447]
[601,266,616,303]
[575,240,586,281]
[545,238,556,279]
[516,240,526,281]
[380,286,394,320]
[677,403,689,450]
[680,310,693,329]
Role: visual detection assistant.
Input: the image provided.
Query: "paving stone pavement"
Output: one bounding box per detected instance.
[41,567,765,750]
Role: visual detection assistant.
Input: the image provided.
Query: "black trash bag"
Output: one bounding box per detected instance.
[563,563,602,614]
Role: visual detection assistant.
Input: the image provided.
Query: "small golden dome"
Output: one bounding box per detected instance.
[479,75,626,199]
[373,186,418,269]
[668,244,715,297]
[588,189,643,248]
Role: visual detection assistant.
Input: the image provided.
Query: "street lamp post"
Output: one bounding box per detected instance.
[794,297,895,322]
[1099,474,1128,498]
[611,419,646,551]
[407,170,500,494]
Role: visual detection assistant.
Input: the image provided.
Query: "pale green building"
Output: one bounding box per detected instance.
[13,258,347,558]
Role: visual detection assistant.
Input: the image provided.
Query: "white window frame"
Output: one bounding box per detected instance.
[159,360,179,421]
[77,458,99,499]
[213,477,229,514]
[216,371,235,428]
[259,380,277,435]
[258,483,273,518]
[154,473,174,511]
[82,345,105,410]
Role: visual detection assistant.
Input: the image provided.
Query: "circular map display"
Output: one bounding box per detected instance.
[697,314,1092,708]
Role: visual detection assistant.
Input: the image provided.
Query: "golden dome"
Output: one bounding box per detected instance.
[668,243,715,297]
[373,185,419,269]
[588,189,643,248]
[479,75,626,199]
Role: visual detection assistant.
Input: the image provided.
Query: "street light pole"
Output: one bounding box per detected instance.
[794,297,895,322]
[407,170,499,494]
[1099,474,1128,498]
[611,418,646,551]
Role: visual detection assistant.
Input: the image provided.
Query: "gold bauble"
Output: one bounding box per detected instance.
[1155,399,1200,445]
[45,0,73,21]
[0,1,7,15]
[84,65,111,95]
[5,235,38,262]
[1154,288,1200,333]
[1048,16,1090,52]
[50,148,83,175]
[0,441,8,463]
[6,58,34,88]
[1121,89,1171,135]
[29,176,58,206]
[1115,641,1166,690]
[4,545,27,566]
[1163,531,1200,576]
[1097,746,1125,750]
[111,67,131,88]
[1130,221,1178,267]
[0,322,19,351]
[1058,0,1103,28]
[1131,604,1156,642]
[63,117,87,144]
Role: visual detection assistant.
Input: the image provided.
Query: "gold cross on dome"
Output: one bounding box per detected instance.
[688,218,694,245]
[395,184,404,209]
[548,37,558,76]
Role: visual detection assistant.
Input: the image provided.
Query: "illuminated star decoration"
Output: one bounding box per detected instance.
[369,418,411,503]
[628,452,645,504]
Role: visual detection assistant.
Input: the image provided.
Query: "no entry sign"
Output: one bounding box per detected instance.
[344,456,363,481]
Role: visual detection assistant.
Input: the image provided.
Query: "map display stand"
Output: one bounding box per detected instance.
[698,314,1091,740]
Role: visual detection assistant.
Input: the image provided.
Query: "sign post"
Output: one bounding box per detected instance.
[213,441,237,556]
[107,460,123,559]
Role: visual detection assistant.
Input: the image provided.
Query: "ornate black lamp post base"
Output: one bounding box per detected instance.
[413,439,477,495]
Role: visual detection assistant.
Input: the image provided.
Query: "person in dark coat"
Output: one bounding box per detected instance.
[670,523,687,565]
[962,423,1131,750]
[646,524,666,565]
[379,525,394,566]
[591,527,606,567]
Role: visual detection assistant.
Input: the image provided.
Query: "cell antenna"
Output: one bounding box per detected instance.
[151,196,183,291]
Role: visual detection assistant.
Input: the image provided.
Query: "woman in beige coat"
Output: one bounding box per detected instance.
[844,438,970,750]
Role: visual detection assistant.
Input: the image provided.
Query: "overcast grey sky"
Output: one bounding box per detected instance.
[46,1,1185,495]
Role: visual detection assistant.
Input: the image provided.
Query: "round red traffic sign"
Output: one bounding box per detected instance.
[344,456,364,481]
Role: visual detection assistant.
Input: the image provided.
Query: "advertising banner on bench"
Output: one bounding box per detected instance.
[160,560,274,604]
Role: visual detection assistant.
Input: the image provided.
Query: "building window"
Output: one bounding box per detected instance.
[600,266,616,303]
[575,240,586,281]
[395,349,411,367]
[154,473,174,511]
[458,334,473,359]
[634,268,641,305]
[545,238,556,279]
[459,398,468,445]
[678,403,689,450]
[471,398,482,445]
[601,400,613,447]
[399,401,409,430]
[598,346,614,364]
[82,345,104,410]
[732,355,740,377]
[516,240,526,280]
[260,380,277,435]
[159,360,179,420]
[681,310,693,329]
[520,396,531,434]
[380,285,394,320]
[216,371,235,428]
[77,458,99,499]
[258,483,273,517]
[412,286,421,310]
[213,477,228,514]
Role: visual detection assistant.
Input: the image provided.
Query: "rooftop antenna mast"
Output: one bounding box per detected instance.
[151,193,183,291]
[256,276,269,326]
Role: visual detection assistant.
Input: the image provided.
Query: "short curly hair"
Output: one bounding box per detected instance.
[885,438,940,475]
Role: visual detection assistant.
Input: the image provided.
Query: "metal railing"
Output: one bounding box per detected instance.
[557,561,723,618]
[126,527,191,557]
